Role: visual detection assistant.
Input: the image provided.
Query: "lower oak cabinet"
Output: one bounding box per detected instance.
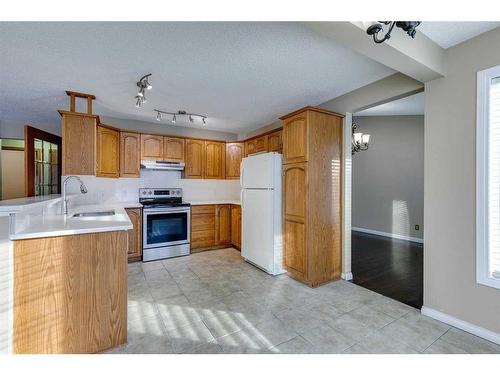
[125,208,142,261]
[190,204,241,252]
[230,204,241,249]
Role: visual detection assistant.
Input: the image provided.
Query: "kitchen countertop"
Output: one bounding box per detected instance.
[119,201,143,209]
[9,203,133,240]
[188,200,240,206]
[0,195,61,215]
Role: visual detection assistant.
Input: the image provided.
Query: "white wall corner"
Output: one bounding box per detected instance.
[421,306,500,346]
[341,272,353,281]
[342,113,353,278]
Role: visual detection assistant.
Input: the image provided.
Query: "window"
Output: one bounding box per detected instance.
[477,65,500,289]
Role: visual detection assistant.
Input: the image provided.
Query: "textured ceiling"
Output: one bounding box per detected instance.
[0,22,395,134]
[419,21,500,48]
[355,92,424,117]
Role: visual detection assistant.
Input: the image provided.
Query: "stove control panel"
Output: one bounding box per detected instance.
[139,188,182,198]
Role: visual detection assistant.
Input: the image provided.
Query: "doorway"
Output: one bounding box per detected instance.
[24,125,62,197]
[349,92,424,309]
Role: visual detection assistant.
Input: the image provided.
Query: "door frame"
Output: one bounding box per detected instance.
[24,125,62,197]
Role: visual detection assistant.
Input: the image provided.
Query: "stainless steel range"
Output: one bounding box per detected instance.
[140,188,191,262]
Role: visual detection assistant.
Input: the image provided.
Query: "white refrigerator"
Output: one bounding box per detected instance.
[240,152,285,275]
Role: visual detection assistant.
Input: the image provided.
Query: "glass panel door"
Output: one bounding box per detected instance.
[34,139,59,196]
[146,211,188,246]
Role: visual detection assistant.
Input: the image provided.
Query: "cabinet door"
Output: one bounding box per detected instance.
[184,139,205,179]
[164,137,185,162]
[283,113,308,163]
[283,163,308,277]
[141,134,164,160]
[245,139,256,156]
[120,132,140,178]
[225,142,244,179]
[62,113,96,176]
[230,205,241,249]
[215,204,231,245]
[125,208,142,260]
[267,130,283,153]
[96,125,120,178]
[254,135,268,153]
[205,141,225,179]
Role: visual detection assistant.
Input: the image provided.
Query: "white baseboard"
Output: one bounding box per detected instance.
[341,272,353,281]
[421,306,500,345]
[352,226,424,244]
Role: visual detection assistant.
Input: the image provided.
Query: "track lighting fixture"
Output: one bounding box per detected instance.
[154,109,207,126]
[134,73,152,108]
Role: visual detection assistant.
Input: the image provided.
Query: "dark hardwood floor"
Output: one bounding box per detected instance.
[351,231,423,309]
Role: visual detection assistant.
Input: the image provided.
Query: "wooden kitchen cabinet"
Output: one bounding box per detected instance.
[164,136,185,162]
[282,111,308,164]
[120,132,141,177]
[190,205,216,251]
[96,125,120,178]
[205,141,226,179]
[215,204,231,246]
[280,106,343,287]
[245,135,267,156]
[184,139,205,179]
[125,208,142,262]
[225,142,244,179]
[230,204,241,250]
[141,134,164,160]
[61,112,97,176]
[267,129,283,153]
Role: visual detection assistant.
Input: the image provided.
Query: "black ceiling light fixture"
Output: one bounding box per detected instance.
[135,73,152,108]
[154,109,207,126]
[366,22,421,44]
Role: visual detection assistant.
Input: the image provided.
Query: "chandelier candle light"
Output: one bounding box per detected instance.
[351,123,371,155]
[154,109,207,126]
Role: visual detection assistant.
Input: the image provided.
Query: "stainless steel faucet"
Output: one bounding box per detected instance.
[62,176,88,215]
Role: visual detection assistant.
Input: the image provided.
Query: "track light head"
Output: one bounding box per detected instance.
[202,118,206,126]
[172,114,176,124]
[135,96,142,108]
[145,81,153,90]
[156,112,161,121]
[189,115,194,123]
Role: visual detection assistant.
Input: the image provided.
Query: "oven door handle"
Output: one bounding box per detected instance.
[144,208,191,214]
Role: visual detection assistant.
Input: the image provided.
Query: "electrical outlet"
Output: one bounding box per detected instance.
[415,225,420,231]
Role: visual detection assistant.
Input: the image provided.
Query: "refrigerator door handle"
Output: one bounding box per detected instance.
[240,190,244,209]
[240,165,245,188]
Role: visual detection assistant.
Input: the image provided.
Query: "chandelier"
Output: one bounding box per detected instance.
[366,21,421,44]
[352,124,370,155]
[154,109,207,126]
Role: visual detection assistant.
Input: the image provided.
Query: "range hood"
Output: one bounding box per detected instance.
[140,160,185,171]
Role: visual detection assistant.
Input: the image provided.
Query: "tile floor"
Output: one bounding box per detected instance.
[110,248,500,354]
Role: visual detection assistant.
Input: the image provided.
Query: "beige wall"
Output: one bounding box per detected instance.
[1,149,25,200]
[352,115,424,240]
[424,28,500,334]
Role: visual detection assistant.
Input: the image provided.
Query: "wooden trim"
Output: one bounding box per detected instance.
[24,125,62,197]
[65,90,96,100]
[1,146,24,151]
[57,110,99,119]
[280,106,345,120]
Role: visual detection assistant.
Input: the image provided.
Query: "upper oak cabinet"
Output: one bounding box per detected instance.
[245,135,267,156]
[141,134,164,160]
[61,112,97,176]
[204,141,226,179]
[225,142,244,179]
[267,130,283,153]
[281,106,343,287]
[283,112,308,164]
[164,137,185,162]
[184,139,205,179]
[96,125,120,178]
[120,132,140,178]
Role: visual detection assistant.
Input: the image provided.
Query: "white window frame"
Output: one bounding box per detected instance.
[476,64,500,290]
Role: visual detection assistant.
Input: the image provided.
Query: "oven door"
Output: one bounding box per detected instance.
[143,208,190,249]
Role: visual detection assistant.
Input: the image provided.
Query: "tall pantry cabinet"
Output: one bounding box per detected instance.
[281,106,343,287]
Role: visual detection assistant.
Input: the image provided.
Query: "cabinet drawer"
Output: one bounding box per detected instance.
[191,214,215,231]
[191,205,215,215]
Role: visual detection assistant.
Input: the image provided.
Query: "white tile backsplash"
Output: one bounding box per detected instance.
[63,170,241,206]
